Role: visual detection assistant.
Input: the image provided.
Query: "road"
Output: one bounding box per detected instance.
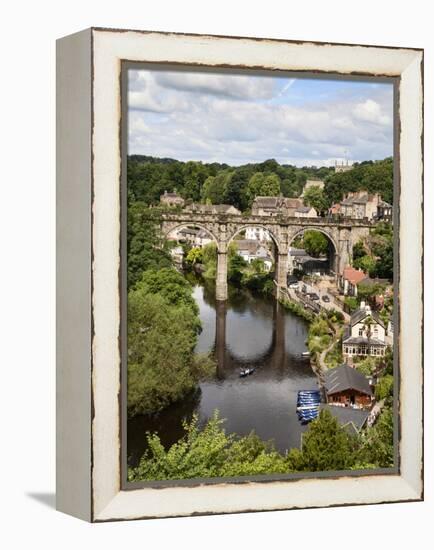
[289,279,350,322]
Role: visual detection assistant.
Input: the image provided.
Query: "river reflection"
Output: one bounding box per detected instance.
[127,281,318,467]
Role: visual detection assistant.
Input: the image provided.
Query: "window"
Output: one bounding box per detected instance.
[359,327,364,336]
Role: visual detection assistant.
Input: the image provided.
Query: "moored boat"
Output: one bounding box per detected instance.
[239,367,255,378]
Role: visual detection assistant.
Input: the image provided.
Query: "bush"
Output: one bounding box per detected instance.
[128,412,289,481]
[325,339,343,369]
[375,374,394,401]
[355,357,376,377]
[344,296,359,313]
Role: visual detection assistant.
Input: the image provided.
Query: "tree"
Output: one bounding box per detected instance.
[363,315,374,341]
[353,255,376,275]
[224,168,251,210]
[281,178,300,198]
[303,186,328,214]
[127,203,173,289]
[261,173,281,196]
[355,357,376,376]
[357,282,386,304]
[245,172,281,207]
[292,409,358,471]
[303,230,329,257]
[344,296,359,313]
[127,267,216,417]
[185,247,203,266]
[373,241,393,280]
[202,242,218,279]
[358,407,394,468]
[353,240,367,262]
[375,374,394,401]
[128,292,204,416]
[323,158,393,206]
[128,412,289,481]
[201,172,231,204]
[182,161,209,201]
[134,268,199,314]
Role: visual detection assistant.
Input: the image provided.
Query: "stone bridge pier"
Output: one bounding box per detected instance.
[216,245,229,301]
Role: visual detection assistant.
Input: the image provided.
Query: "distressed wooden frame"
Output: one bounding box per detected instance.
[56,27,423,522]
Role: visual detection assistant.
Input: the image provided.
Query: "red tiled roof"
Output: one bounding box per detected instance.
[343,266,367,285]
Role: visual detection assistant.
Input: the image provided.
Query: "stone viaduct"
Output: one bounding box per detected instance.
[161,212,372,301]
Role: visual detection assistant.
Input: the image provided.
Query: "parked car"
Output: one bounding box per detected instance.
[309,293,320,301]
[289,282,299,289]
[322,295,330,303]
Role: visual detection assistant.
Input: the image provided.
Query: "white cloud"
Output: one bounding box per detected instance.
[155,71,276,100]
[127,70,393,166]
[353,99,391,126]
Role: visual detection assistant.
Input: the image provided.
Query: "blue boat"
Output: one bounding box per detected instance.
[296,390,321,423]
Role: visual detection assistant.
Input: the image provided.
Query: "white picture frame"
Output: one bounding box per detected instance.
[56,27,423,522]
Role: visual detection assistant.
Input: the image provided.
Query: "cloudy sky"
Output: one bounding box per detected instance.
[128,68,394,167]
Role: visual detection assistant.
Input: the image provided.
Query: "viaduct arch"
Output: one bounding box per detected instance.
[161,212,371,301]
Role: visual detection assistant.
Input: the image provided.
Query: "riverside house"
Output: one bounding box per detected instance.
[324,364,373,409]
[342,302,387,360]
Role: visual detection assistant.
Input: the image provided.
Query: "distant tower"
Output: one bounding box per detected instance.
[334,155,353,173]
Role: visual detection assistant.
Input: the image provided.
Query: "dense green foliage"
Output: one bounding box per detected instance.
[127,204,173,289]
[324,158,393,205]
[375,374,394,401]
[287,410,358,471]
[324,337,344,369]
[352,221,394,281]
[127,269,214,417]
[128,155,393,213]
[357,406,394,468]
[128,412,289,481]
[129,407,393,481]
[126,153,395,477]
[244,172,281,207]
[303,185,328,214]
[302,230,329,257]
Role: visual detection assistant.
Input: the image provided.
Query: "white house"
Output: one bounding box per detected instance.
[294,205,317,218]
[194,229,213,248]
[342,302,387,360]
[169,245,184,263]
[235,239,273,271]
[245,227,272,242]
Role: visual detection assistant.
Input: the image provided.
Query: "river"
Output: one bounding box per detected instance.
[127,280,319,467]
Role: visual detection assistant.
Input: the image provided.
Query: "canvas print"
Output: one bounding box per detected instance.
[125,67,395,483]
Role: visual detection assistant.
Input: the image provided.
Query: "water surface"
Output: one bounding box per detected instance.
[128,281,318,466]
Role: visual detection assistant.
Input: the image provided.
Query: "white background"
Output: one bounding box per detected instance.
[1,1,432,547]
